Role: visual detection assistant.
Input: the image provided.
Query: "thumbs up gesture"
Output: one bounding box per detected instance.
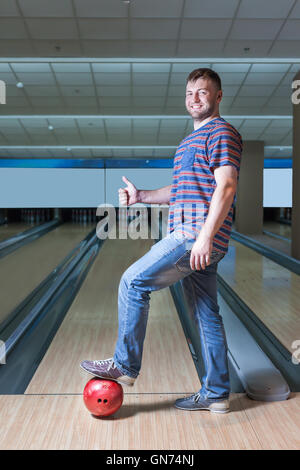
[118,176,139,206]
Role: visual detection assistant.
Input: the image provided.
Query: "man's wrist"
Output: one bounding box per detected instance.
[136,189,142,203]
[199,225,214,241]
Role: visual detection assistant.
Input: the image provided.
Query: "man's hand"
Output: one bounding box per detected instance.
[118,176,139,206]
[190,232,213,271]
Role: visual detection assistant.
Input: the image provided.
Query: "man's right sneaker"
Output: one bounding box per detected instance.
[80,358,135,386]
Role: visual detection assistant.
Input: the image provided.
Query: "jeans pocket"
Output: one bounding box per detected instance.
[175,250,192,273]
[175,250,225,273]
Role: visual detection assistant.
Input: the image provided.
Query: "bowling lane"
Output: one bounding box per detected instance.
[0,223,31,243]
[244,231,291,256]
[25,237,200,395]
[218,239,300,354]
[0,223,92,325]
[264,221,291,240]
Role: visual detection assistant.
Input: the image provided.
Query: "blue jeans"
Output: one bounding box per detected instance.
[113,231,230,399]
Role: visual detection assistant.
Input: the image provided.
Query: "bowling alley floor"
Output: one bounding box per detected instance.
[0,392,300,450]
[1,236,299,450]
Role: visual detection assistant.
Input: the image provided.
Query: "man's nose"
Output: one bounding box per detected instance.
[193,92,200,102]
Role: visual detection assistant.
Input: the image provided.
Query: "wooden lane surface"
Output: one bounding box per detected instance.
[0,223,92,325]
[218,240,300,354]
[264,221,291,239]
[0,393,299,450]
[245,232,291,256]
[25,237,200,394]
[0,223,30,243]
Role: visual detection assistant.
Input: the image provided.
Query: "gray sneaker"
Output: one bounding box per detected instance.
[80,358,135,386]
[174,392,230,413]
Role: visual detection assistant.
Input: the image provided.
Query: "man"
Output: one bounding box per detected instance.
[81,68,242,414]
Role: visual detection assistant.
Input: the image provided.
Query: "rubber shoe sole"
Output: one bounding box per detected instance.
[79,363,135,387]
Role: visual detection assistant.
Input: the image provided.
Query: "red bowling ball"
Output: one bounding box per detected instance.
[83,378,123,417]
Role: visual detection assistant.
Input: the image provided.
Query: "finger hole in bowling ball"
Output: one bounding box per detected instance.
[97,399,102,403]
[104,399,108,403]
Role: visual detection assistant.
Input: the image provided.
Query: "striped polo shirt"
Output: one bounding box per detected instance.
[167,117,242,254]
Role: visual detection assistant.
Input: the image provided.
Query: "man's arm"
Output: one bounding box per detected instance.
[119,176,172,206]
[138,184,172,205]
[190,165,237,270]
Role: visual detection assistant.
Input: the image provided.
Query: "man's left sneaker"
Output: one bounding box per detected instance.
[174,392,230,413]
[80,358,135,386]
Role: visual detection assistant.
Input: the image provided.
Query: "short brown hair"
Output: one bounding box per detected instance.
[186,68,222,91]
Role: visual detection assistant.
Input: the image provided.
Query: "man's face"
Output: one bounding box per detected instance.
[185,77,222,121]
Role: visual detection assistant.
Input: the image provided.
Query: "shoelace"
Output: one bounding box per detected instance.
[192,392,202,403]
[182,392,203,402]
[93,358,117,371]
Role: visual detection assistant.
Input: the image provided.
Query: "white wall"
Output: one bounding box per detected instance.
[1,166,291,208]
[263,168,292,208]
[0,168,105,207]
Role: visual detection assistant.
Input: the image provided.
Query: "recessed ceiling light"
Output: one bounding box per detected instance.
[16,82,24,88]
[48,125,54,131]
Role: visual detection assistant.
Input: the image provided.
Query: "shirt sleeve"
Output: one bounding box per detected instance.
[207,127,242,173]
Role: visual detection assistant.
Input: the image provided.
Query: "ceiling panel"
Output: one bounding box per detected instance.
[33,40,81,56]
[60,86,95,97]
[0,0,19,16]
[0,19,28,39]
[52,63,90,73]
[97,86,130,97]
[237,0,295,18]
[223,40,273,56]
[94,73,131,85]
[290,0,300,18]
[18,0,74,17]
[244,72,284,85]
[238,85,276,97]
[55,73,94,85]
[181,19,232,40]
[278,20,300,40]
[230,19,284,40]
[92,63,130,73]
[73,0,128,18]
[14,72,56,85]
[78,19,128,40]
[25,19,78,40]
[133,86,167,97]
[184,0,239,18]
[129,40,177,56]
[132,63,170,73]
[131,0,183,18]
[130,19,180,40]
[212,63,251,72]
[11,63,52,73]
